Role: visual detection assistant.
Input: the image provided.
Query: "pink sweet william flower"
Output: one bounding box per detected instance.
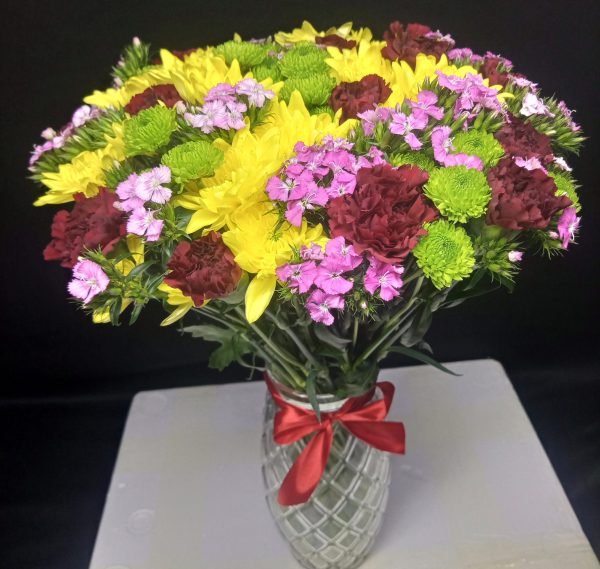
[508,251,523,263]
[364,257,404,301]
[553,156,572,172]
[314,257,354,295]
[285,186,329,226]
[225,100,247,130]
[137,166,172,204]
[204,83,236,103]
[276,261,318,293]
[235,78,275,108]
[324,236,362,271]
[71,104,100,128]
[514,156,547,173]
[557,207,580,249]
[327,170,357,198]
[300,243,324,261]
[389,110,428,149]
[408,90,444,121]
[357,107,391,137]
[127,208,164,242]
[431,126,454,163]
[306,290,345,326]
[115,173,145,212]
[520,92,553,118]
[67,259,109,304]
[443,153,484,170]
[184,100,229,133]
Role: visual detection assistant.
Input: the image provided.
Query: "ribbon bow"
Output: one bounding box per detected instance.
[266,374,405,506]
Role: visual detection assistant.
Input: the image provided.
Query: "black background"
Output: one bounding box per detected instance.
[1,0,599,567]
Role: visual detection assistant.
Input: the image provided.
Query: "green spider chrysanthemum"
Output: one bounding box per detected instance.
[310,105,335,117]
[550,171,580,212]
[424,166,491,223]
[161,141,224,183]
[124,105,177,156]
[215,41,268,71]
[279,43,330,78]
[390,152,437,173]
[280,74,336,107]
[413,220,476,289]
[251,57,283,82]
[451,130,505,167]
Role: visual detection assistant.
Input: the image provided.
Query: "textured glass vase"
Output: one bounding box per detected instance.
[261,380,391,569]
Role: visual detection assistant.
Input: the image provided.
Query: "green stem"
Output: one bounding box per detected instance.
[352,318,359,350]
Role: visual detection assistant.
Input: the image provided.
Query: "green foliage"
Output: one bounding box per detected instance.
[251,57,283,82]
[215,40,268,71]
[451,130,505,167]
[310,105,335,117]
[279,74,336,106]
[550,170,581,212]
[424,166,492,223]
[414,220,476,289]
[112,38,152,84]
[161,140,224,183]
[279,42,330,78]
[103,160,136,189]
[390,152,437,173]
[124,105,177,156]
[473,233,521,286]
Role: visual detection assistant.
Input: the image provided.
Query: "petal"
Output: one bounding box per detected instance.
[245,272,277,323]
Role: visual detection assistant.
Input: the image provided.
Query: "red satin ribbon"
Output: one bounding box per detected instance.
[265,373,406,506]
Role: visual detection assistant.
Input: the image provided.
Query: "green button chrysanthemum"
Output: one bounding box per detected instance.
[251,58,283,82]
[390,152,437,173]
[279,43,330,78]
[280,74,336,106]
[124,105,177,156]
[413,220,476,289]
[215,41,268,70]
[550,171,580,212]
[424,166,491,223]
[451,130,505,167]
[161,141,224,183]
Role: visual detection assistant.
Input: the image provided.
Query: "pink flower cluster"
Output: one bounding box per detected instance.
[68,259,109,303]
[431,126,484,170]
[115,166,172,241]
[447,47,484,63]
[520,93,554,118]
[266,136,385,226]
[276,237,404,325]
[183,79,274,134]
[358,90,443,151]
[29,105,101,169]
[435,71,504,120]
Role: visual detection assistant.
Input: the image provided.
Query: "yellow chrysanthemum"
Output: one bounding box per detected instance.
[92,236,144,324]
[35,123,126,206]
[222,203,326,322]
[84,67,172,109]
[274,21,372,46]
[325,40,391,83]
[158,283,197,326]
[178,91,354,234]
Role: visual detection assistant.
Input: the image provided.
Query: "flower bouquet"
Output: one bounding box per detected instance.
[30,19,584,569]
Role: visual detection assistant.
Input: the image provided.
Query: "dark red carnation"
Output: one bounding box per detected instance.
[44,188,126,269]
[124,84,182,115]
[315,35,357,50]
[329,74,392,121]
[494,113,554,163]
[479,56,509,87]
[381,21,453,68]
[327,164,438,264]
[164,232,242,307]
[486,157,572,230]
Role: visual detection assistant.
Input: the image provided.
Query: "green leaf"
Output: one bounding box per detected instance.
[127,260,155,279]
[314,325,351,349]
[208,334,252,371]
[182,324,234,343]
[388,345,461,376]
[220,272,249,305]
[109,299,122,326]
[129,301,144,325]
[305,369,321,422]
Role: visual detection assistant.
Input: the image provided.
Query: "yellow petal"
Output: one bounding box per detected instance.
[160,304,193,326]
[245,272,277,323]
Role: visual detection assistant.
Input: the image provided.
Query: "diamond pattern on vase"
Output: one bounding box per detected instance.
[261,394,391,569]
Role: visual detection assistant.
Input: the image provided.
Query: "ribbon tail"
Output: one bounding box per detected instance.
[277,426,333,506]
[343,420,406,454]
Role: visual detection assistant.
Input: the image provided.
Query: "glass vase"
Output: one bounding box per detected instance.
[260,379,391,569]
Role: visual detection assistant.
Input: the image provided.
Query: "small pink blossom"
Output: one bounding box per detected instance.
[306,290,345,326]
[204,83,236,103]
[300,243,324,261]
[509,75,538,90]
[363,257,404,301]
[431,126,453,163]
[235,78,275,107]
[285,185,329,226]
[520,93,554,118]
[324,236,362,271]
[389,111,428,149]
[67,259,109,304]
[314,258,354,295]
[184,100,229,133]
[514,156,547,173]
[557,101,581,132]
[357,107,392,137]
[443,153,484,170]
[276,261,318,293]
[127,208,164,242]
[508,251,523,263]
[115,173,145,212]
[137,166,172,204]
[408,90,444,121]
[553,156,572,172]
[557,207,580,249]
[71,105,100,128]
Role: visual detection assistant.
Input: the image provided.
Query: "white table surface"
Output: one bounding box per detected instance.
[89,359,599,569]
